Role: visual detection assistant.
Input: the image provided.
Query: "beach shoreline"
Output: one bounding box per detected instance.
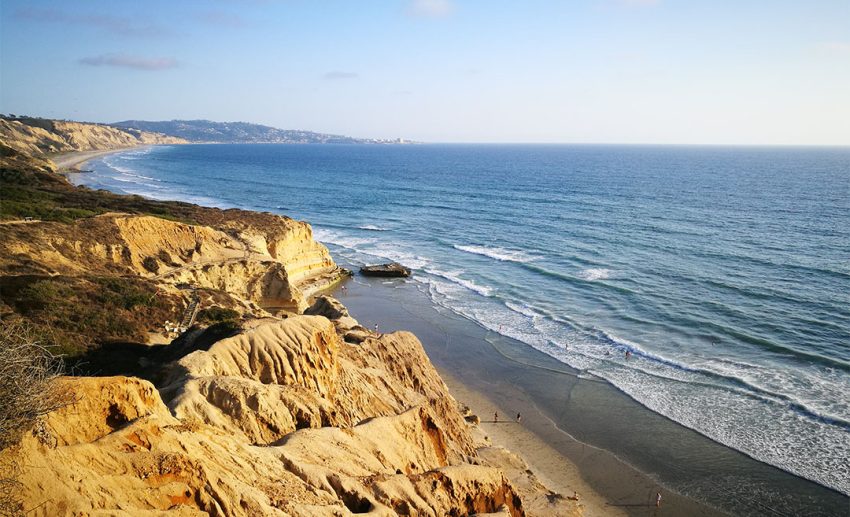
[49,147,141,172]
[332,272,848,516]
[439,369,630,517]
[334,276,726,517]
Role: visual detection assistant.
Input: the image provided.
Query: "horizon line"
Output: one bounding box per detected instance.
[3,114,848,148]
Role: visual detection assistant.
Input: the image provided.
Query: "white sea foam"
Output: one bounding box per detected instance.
[103,160,134,175]
[126,172,160,182]
[414,276,850,495]
[453,244,535,263]
[358,225,388,231]
[424,268,493,297]
[363,243,431,269]
[579,268,613,281]
[504,300,540,319]
[313,228,377,250]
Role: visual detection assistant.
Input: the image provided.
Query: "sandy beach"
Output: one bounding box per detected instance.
[335,273,848,516]
[335,277,727,516]
[50,147,136,171]
[441,370,628,516]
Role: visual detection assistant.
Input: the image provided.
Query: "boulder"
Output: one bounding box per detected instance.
[360,262,411,278]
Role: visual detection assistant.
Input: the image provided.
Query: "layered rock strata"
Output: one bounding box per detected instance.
[0,212,342,312]
[8,314,529,516]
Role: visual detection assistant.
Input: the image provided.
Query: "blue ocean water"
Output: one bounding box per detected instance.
[70,143,850,494]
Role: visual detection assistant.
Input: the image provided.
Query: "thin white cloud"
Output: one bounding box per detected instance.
[79,54,179,71]
[15,7,170,38]
[408,0,454,18]
[323,71,359,80]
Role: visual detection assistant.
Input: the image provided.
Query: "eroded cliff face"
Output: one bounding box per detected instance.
[0,117,186,158]
[0,212,342,312]
[8,314,528,516]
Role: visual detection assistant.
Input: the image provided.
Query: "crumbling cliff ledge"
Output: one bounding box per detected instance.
[4,301,582,516]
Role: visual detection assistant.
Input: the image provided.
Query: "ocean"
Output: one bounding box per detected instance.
[69,143,850,498]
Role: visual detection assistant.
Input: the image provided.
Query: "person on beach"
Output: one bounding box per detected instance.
[516,413,522,423]
[494,411,498,423]
[374,323,379,335]
[656,491,662,507]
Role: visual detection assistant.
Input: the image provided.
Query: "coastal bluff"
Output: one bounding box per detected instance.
[0,116,186,168]
[0,122,580,516]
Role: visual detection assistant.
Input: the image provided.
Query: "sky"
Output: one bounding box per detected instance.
[1,0,849,144]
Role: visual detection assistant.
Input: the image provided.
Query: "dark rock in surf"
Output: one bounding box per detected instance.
[359,262,411,278]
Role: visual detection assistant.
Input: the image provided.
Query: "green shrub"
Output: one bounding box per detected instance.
[142,256,160,273]
[0,276,180,357]
[198,306,240,324]
[206,320,242,335]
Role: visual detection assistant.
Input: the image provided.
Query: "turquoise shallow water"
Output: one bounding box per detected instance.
[70,143,850,495]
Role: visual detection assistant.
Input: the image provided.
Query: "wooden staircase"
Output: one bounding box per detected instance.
[179,295,200,332]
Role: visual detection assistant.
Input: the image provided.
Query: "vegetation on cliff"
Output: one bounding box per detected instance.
[0,275,180,357]
[0,321,69,516]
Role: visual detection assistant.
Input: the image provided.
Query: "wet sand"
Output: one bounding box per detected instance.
[333,273,849,517]
[442,370,628,516]
[50,148,136,171]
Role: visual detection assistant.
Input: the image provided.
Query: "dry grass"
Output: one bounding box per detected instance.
[0,319,71,516]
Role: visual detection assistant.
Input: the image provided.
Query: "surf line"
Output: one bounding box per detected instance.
[484,330,804,517]
[482,332,609,385]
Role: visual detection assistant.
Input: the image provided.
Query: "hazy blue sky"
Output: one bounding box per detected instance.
[1,0,848,144]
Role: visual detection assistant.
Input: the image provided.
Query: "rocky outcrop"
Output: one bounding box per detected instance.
[6,314,529,516]
[361,262,412,277]
[0,117,186,159]
[0,212,344,312]
[163,316,472,448]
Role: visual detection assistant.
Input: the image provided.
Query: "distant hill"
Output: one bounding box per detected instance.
[111,119,409,144]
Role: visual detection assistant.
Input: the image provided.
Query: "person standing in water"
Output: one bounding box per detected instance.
[516,413,522,423]
[656,491,662,507]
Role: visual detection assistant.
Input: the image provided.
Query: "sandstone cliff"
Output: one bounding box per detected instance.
[0,212,342,313]
[0,116,186,161]
[3,296,581,515]
[6,315,532,516]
